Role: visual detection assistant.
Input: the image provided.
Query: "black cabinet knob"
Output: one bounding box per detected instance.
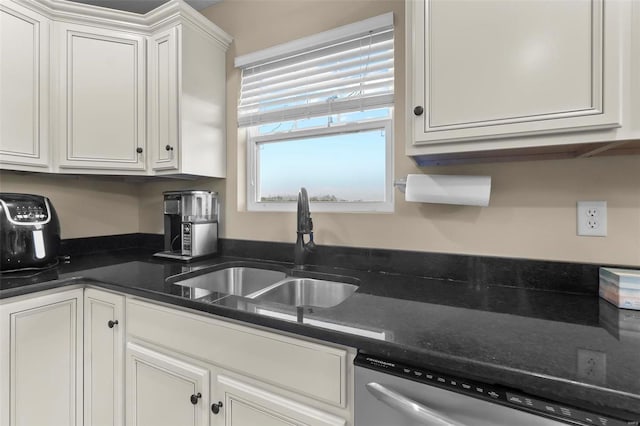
[136,147,143,154]
[165,145,174,151]
[107,320,119,328]
[211,401,223,414]
[190,393,202,405]
[413,106,424,116]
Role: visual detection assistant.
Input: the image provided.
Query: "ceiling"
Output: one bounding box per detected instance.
[66,0,220,14]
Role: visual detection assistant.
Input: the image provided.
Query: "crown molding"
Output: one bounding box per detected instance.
[15,0,149,31]
[147,0,232,46]
[10,0,231,45]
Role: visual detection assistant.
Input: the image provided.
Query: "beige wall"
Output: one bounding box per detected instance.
[0,170,140,239]
[0,170,223,239]
[2,0,639,267]
[200,0,640,266]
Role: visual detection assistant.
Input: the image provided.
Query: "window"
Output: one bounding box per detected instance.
[236,13,395,212]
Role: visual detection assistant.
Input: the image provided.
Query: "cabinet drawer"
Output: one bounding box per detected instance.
[126,299,348,407]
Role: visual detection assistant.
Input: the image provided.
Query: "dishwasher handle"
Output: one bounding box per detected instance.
[366,382,466,426]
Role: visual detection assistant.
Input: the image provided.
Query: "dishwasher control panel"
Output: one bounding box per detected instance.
[355,353,638,426]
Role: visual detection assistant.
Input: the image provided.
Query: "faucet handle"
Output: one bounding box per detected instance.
[306,231,316,252]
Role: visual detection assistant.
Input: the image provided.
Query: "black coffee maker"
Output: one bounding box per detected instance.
[0,193,61,270]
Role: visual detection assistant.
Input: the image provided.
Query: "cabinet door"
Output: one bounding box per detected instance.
[409,0,621,145]
[126,342,209,426]
[0,1,49,170]
[127,299,349,408]
[148,26,179,172]
[84,289,125,426]
[56,22,146,170]
[0,289,83,426]
[214,375,346,426]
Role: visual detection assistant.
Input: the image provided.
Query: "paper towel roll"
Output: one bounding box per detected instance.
[404,174,491,206]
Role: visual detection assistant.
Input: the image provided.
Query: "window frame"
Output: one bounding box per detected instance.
[246,116,394,213]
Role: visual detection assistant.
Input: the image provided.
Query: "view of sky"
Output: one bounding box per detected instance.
[258,128,386,202]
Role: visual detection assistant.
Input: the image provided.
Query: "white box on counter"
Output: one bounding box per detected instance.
[599,299,640,340]
[599,267,640,310]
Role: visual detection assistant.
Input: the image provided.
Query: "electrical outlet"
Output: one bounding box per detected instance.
[577,349,606,384]
[577,201,607,237]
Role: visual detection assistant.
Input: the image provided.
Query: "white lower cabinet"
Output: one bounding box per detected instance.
[84,288,125,426]
[1,289,354,426]
[126,299,354,425]
[123,342,348,426]
[215,374,346,426]
[126,342,210,426]
[0,289,83,426]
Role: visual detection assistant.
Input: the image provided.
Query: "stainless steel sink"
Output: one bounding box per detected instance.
[250,278,358,308]
[172,267,287,299]
[170,264,359,308]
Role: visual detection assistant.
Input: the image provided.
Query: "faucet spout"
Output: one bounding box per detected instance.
[294,188,315,268]
[297,188,311,233]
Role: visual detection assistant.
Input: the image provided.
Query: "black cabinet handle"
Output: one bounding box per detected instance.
[136,147,143,153]
[107,320,119,328]
[413,106,424,116]
[211,401,223,414]
[190,393,202,405]
[165,145,174,151]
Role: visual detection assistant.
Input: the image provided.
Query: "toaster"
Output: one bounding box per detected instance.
[0,193,61,270]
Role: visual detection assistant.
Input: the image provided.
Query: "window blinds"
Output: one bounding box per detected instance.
[236,14,394,128]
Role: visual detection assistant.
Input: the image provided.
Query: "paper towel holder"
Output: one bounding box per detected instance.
[393,174,492,207]
[393,178,407,193]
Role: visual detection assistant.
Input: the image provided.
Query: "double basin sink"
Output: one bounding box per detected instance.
[168,265,358,309]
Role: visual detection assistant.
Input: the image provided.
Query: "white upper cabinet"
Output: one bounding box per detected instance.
[148,27,179,172]
[0,0,50,171]
[0,0,230,176]
[406,0,637,163]
[148,20,229,177]
[55,22,147,171]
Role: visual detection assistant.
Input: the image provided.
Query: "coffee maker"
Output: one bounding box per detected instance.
[154,190,219,261]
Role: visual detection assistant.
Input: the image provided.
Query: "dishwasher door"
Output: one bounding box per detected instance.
[355,366,566,426]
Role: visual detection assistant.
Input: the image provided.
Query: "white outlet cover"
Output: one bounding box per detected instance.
[577,201,607,237]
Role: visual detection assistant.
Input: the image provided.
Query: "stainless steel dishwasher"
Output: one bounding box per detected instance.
[354,354,637,426]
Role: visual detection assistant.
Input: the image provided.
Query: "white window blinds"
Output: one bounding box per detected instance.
[235,13,394,128]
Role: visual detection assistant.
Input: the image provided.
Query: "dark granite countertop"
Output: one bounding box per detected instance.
[1,249,639,421]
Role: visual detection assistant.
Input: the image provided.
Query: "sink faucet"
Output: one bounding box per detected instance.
[294,187,315,268]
